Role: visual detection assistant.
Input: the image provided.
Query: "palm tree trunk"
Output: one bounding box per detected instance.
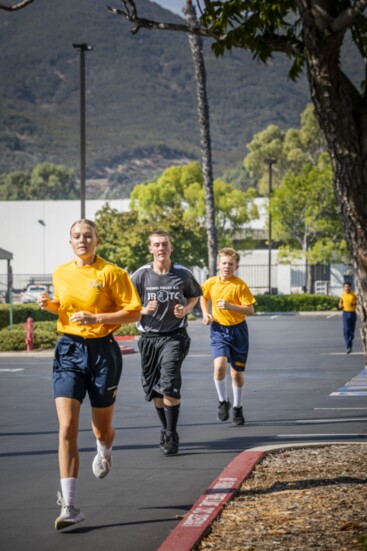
[184,0,217,276]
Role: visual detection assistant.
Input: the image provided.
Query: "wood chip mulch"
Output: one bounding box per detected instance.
[196,444,367,551]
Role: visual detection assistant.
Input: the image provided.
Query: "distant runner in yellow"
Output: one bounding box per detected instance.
[339,282,357,354]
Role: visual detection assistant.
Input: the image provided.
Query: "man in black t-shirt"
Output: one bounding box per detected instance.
[131,230,202,456]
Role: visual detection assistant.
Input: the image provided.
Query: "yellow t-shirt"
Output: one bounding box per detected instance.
[53,256,141,338]
[340,290,357,312]
[201,275,256,326]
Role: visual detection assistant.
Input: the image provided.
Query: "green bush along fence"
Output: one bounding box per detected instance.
[0,296,340,352]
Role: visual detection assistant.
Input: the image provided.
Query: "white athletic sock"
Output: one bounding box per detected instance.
[60,477,77,507]
[214,378,228,402]
[97,440,112,458]
[232,384,244,408]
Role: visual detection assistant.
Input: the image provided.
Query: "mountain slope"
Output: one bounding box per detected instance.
[0,0,313,195]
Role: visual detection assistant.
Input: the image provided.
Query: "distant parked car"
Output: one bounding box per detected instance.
[20,284,49,303]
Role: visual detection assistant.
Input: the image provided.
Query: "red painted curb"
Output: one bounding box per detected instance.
[157,450,264,551]
[114,336,137,342]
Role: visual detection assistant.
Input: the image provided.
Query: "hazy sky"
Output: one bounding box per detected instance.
[153,1,197,16]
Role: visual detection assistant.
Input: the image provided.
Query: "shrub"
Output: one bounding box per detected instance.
[0,304,56,330]
[0,319,139,351]
[254,294,339,312]
[0,295,340,351]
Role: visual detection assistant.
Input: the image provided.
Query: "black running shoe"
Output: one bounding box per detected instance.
[163,432,179,456]
[159,430,166,451]
[217,400,231,421]
[232,406,245,426]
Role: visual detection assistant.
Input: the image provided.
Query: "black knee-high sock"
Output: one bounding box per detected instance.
[164,404,180,436]
[155,406,167,430]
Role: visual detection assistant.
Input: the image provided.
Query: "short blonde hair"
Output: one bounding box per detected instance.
[70,219,100,239]
[218,247,240,264]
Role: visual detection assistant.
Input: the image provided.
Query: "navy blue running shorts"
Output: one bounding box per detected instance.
[138,329,191,401]
[53,333,123,408]
[210,320,249,371]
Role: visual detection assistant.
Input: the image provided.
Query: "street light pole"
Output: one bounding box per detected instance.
[264,158,276,294]
[37,219,46,274]
[73,43,92,219]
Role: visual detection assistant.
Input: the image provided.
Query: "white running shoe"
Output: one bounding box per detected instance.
[92,449,112,479]
[55,492,85,530]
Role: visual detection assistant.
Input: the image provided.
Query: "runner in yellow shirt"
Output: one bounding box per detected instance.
[338,282,357,354]
[200,248,256,426]
[38,219,141,529]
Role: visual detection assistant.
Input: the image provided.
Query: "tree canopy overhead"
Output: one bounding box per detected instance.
[108,0,367,358]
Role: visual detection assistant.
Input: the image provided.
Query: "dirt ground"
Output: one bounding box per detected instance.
[196,444,367,551]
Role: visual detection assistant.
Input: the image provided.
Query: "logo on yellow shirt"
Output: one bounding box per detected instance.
[89,280,104,289]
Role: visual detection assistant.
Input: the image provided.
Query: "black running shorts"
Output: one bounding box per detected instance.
[138,330,190,401]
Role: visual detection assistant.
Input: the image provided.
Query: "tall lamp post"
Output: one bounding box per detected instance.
[37,219,46,274]
[73,43,92,219]
[264,158,276,294]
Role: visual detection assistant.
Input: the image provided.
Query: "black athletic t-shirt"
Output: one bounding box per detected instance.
[131,263,202,333]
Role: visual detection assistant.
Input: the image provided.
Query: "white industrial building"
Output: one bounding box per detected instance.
[0,199,349,299]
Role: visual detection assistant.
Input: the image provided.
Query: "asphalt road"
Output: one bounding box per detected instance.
[0,314,366,551]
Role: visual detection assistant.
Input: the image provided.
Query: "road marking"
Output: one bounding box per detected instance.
[277,433,366,438]
[0,368,24,372]
[314,407,367,410]
[321,352,364,355]
[330,367,367,396]
[296,418,367,424]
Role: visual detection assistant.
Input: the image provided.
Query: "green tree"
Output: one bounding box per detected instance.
[96,162,258,272]
[244,104,327,195]
[112,1,367,357]
[244,124,285,195]
[271,154,349,290]
[0,170,31,200]
[0,163,78,200]
[29,163,78,200]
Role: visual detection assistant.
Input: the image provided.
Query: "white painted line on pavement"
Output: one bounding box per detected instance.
[296,418,367,424]
[321,351,364,355]
[277,433,366,438]
[0,368,24,372]
[314,407,367,410]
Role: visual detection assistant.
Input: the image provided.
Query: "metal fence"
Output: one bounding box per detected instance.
[0,263,351,303]
[1,267,282,303]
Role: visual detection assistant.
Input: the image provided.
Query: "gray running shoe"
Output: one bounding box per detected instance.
[232,406,245,426]
[55,492,85,530]
[217,400,231,421]
[92,450,112,479]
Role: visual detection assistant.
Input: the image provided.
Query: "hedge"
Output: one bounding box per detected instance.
[254,293,339,312]
[0,295,339,352]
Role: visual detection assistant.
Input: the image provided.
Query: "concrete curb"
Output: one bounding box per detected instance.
[157,441,355,551]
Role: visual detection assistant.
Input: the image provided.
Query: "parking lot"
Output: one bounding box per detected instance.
[0,314,366,551]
